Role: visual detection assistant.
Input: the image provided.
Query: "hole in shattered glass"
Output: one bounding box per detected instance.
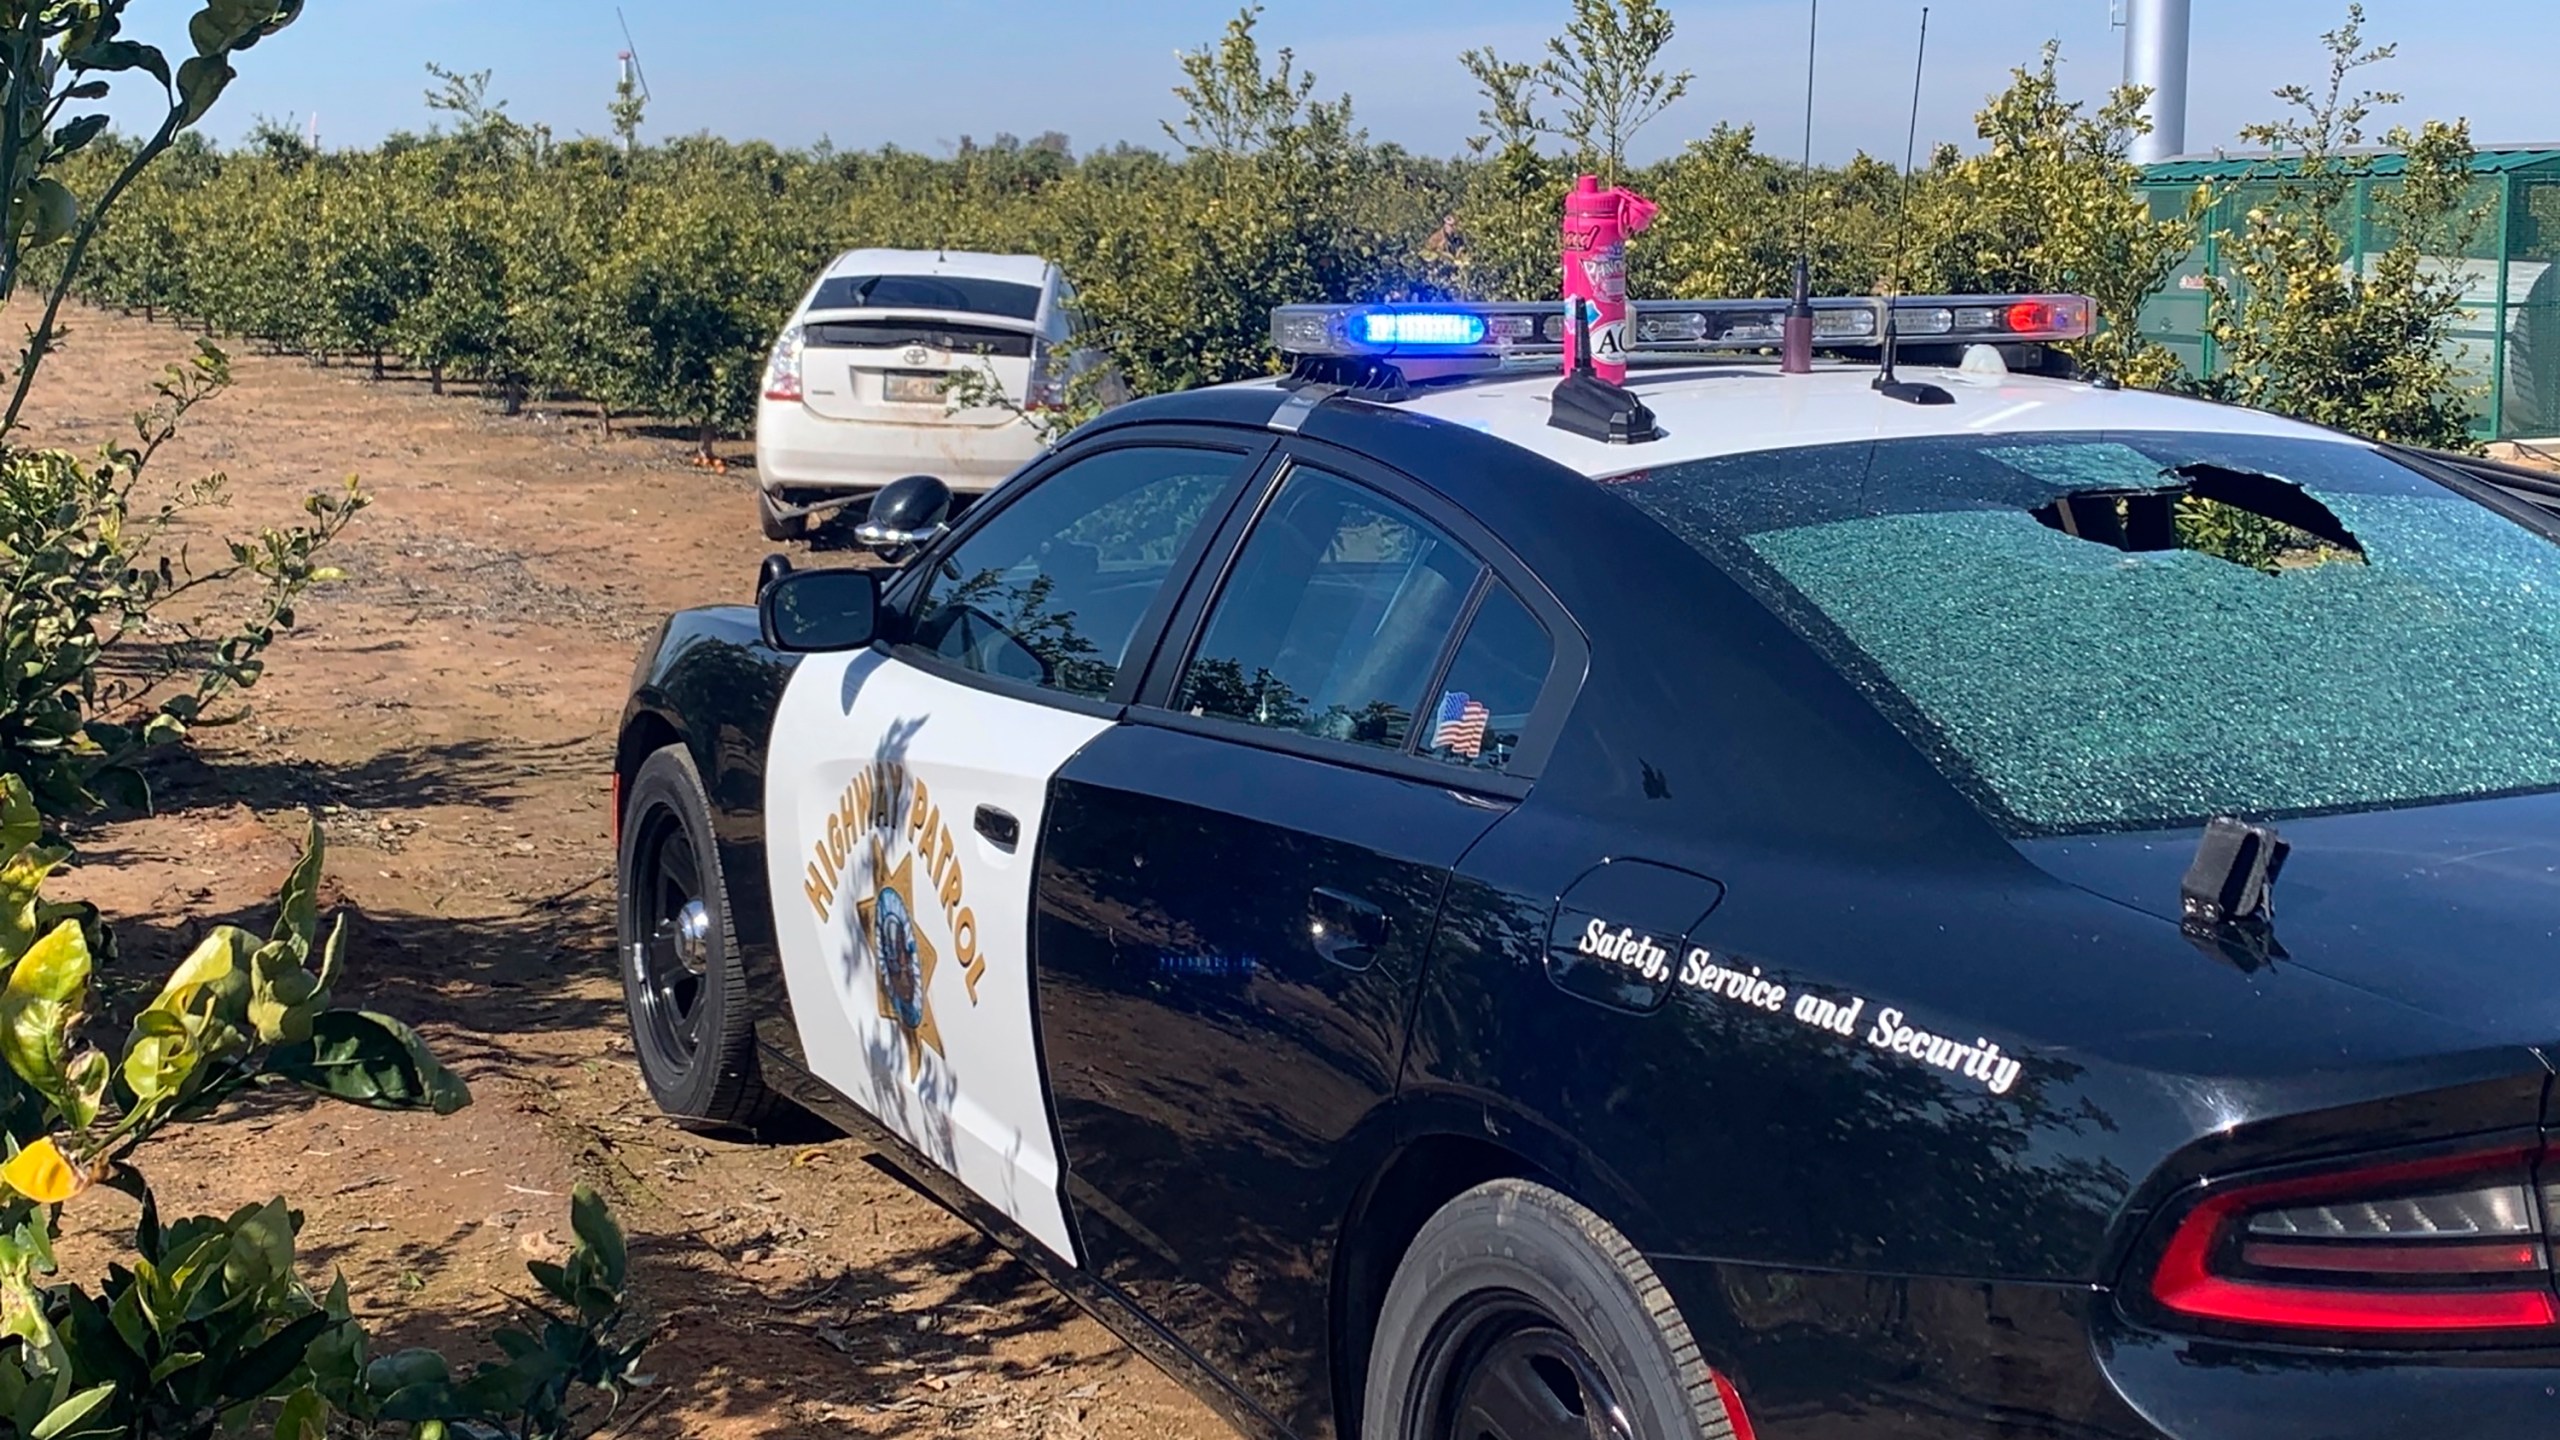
[2031,463,2366,574]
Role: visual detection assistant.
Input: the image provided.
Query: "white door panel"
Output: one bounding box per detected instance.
[764,646,1107,1263]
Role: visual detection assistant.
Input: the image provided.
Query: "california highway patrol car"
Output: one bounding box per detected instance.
[613,293,2560,1440]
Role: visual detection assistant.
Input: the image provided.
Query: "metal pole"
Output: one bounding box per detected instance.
[2493,173,2514,440]
[2125,0,2192,166]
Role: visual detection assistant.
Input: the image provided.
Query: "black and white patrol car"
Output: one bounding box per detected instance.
[614,292,2560,1440]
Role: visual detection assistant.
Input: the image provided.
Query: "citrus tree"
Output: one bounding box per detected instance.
[0,9,650,1435]
[0,780,647,1440]
[2199,4,2484,448]
[1900,44,2200,387]
[44,5,2498,450]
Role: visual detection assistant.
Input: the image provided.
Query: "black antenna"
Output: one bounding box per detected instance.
[1550,301,1662,443]
[1781,0,1819,375]
[1875,7,1952,406]
[1878,5,1928,388]
[1902,5,1929,179]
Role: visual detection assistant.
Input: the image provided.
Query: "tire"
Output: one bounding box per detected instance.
[616,744,779,1132]
[1362,1179,1743,1440]
[759,488,809,543]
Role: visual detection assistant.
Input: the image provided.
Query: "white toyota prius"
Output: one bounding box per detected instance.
[754,248,1076,540]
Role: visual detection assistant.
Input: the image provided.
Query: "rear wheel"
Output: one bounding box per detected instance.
[759,488,809,542]
[616,744,778,1131]
[1362,1180,1744,1440]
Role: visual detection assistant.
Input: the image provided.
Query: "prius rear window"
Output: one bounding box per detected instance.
[1609,432,2560,835]
[809,274,1042,320]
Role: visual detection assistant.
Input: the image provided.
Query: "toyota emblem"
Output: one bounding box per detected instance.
[903,346,930,366]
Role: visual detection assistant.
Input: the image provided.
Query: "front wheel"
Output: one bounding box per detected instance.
[1363,1180,1746,1440]
[616,744,779,1132]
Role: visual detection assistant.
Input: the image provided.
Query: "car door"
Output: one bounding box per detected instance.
[1032,442,1574,1426]
[762,431,1265,1264]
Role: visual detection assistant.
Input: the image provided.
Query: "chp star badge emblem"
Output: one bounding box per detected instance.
[854,834,943,1076]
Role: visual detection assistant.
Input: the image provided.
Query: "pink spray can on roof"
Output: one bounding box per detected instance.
[1560,174,1659,386]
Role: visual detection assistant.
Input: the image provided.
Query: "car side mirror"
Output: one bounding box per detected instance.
[854,474,953,554]
[759,566,881,653]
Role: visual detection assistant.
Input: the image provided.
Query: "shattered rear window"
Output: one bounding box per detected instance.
[1608,431,2560,835]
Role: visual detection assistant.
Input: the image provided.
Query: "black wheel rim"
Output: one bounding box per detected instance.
[628,802,711,1074]
[1415,1293,1636,1440]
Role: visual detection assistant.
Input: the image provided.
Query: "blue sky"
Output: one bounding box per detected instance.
[92,1,2560,163]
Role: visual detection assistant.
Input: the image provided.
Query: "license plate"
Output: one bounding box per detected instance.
[885,371,945,404]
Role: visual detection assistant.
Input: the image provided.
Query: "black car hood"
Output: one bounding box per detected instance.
[2020,788,2560,1047]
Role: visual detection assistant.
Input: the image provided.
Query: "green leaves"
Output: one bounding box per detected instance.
[358,1185,649,1433]
[2198,10,2486,448]
[269,1010,471,1115]
[0,410,361,812]
[364,1348,455,1421]
[67,38,172,90]
[0,775,625,1440]
[187,0,304,60]
[545,1184,630,1325]
[271,1383,325,1440]
[24,180,77,250]
[28,1382,113,1440]
[121,927,248,1121]
[173,55,237,130]
[0,921,93,1130]
[0,1177,645,1440]
[240,820,336,1047]
[47,116,111,165]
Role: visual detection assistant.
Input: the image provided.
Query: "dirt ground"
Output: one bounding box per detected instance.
[25,304,1242,1440]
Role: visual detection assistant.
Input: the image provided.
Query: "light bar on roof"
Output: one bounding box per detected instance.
[1271,294,2095,365]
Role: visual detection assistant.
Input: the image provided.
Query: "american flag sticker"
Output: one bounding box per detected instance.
[1433,690,1490,759]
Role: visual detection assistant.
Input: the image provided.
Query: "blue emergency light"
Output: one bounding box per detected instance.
[1357,311,1488,347]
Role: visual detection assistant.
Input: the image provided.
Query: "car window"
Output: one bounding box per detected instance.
[1175,468,1480,751]
[1607,431,2560,835]
[810,274,1042,321]
[1423,585,1551,773]
[906,446,1242,699]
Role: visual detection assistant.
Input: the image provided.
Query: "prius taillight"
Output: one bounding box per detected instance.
[763,323,806,403]
[1026,337,1064,412]
[2147,1144,2560,1337]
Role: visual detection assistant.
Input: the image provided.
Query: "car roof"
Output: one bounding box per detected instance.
[1321,360,2365,478]
[824,248,1052,286]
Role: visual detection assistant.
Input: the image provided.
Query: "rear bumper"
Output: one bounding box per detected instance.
[1647,1256,2560,1440]
[755,398,1045,496]
[2092,1310,2560,1440]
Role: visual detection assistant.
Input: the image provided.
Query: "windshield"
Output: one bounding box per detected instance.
[809,273,1043,321]
[1608,431,2560,836]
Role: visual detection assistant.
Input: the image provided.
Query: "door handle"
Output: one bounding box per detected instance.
[974,805,1020,848]
[1309,887,1389,971]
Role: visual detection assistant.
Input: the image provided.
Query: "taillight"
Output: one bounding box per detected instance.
[1709,1372,1757,1440]
[2146,1143,2560,1338]
[1026,337,1064,411]
[763,323,805,403]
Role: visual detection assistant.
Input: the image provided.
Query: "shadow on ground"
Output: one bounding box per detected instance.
[101,890,623,1050]
[134,734,570,819]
